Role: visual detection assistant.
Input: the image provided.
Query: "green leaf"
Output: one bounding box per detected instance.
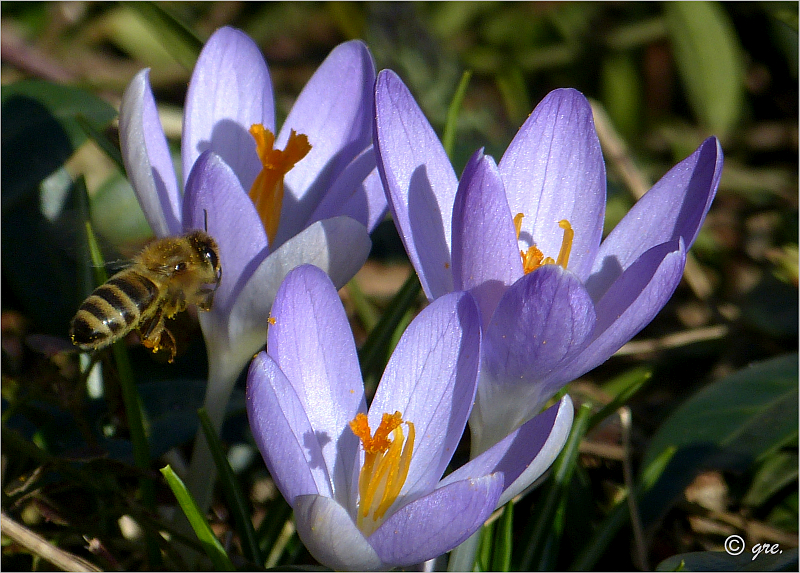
[161,465,236,571]
[640,354,798,528]
[765,489,798,532]
[495,67,530,127]
[664,1,745,138]
[657,548,798,572]
[743,451,799,508]
[121,1,204,71]
[600,52,643,139]
[1,80,116,209]
[644,354,798,469]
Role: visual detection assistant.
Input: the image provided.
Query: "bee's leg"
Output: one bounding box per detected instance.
[155,328,177,363]
[164,288,187,319]
[138,308,162,343]
[138,309,177,363]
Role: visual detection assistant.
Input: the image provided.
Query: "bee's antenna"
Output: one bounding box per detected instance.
[203,209,209,232]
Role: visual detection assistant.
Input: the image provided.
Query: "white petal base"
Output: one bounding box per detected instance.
[294,494,384,571]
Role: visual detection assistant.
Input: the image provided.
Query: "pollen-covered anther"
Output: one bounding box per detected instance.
[349,411,415,535]
[248,125,312,245]
[514,214,574,274]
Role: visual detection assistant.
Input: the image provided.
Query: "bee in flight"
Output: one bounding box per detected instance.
[70,230,222,362]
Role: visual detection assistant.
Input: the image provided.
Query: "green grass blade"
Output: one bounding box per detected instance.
[589,367,652,430]
[491,502,513,572]
[358,272,421,380]
[82,199,162,568]
[76,115,125,174]
[346,277,380,332]
[198,408,263,566]
[519,402,593,570]
[161,465,236,571]
[442,70,473,160]
[568,446,676,571]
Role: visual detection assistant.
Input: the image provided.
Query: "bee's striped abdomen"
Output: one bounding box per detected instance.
[70,271,160,350]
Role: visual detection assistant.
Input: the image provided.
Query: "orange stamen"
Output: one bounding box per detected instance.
[248,125,311,245]
[514,213,574,274]
[349,411,415,534]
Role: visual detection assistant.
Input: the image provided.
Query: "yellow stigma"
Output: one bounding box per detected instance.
[248,125,311,246]
[349,411,415,535]
[514,214,573,274]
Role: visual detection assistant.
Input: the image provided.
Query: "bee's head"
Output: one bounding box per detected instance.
[187,230,222,289]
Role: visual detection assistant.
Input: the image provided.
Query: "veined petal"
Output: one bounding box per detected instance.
[457,396,573,506]
[452,149,523,327]
[118,69,181,237]
[225,217,371,366]
[277,40,377,244]
[371,291,481,499]
[304,147,388,235]
[293,494,384,571]
[369,474,503,568]
[474,266,595,443]
[374,69,457,300]
[247,353,333,503]
[182,150,268,316]
[561,239,687,382]
[478,396,575,507]
[268,265,366,501]
[498,88,605,281]
[182,26,274,193]
[586,137,722,300]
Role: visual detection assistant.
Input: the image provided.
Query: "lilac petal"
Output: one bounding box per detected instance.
[374,69,457,300]
[452,149,523,327]
[118,69,181,237]
[182,150,268,316]
[268,265,366,501]
[304,147,388,236]
[586,137,722,301]
[476,266,595,441]
[182,26,274,193]
[246,353,332,503]
[445,396,571,491]
[224,216,371,364]
[276,40,376,244]
[494,396,572,506]
[498,89,605,281]
[370,291,481,499]
[293,494,384,571]
[369,474,503,567]
[561,239,687,382]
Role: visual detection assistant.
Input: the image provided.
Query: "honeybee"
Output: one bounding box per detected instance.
[70,230,222,362]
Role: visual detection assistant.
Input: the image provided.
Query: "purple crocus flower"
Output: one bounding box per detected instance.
[374,70,723,461]
[247,264,573,570]
[118,26,386,510]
